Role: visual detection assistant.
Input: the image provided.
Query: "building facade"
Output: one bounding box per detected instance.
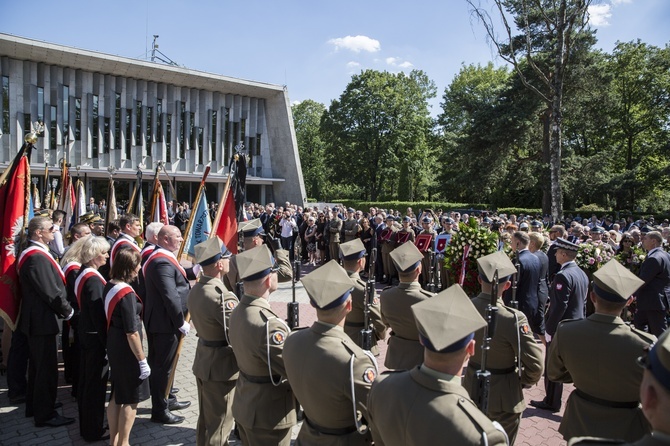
[0,33,306,207]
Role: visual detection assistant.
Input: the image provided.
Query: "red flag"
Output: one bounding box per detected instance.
[213,188,238,254]
[0,148,31,330]
[152,181,170,225]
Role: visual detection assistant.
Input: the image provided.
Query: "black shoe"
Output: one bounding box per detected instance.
[529,400,560,412]
[151,411,185,424]
[35,414,76,427]
[171,387,180,394]
[168,400,191,411]
[54,401,63,409]
[84,434,110,442]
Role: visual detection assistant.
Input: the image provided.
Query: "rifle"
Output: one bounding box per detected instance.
[510,250,520,309]
[428,251,437,293]
[361,247,377,351]
[474,269,499,414]
[287,258,300,329]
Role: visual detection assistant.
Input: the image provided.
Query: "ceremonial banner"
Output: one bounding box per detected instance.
[0,145,31,330]
[435,233,452,254]
[152,181,170,225]
[415,233,433,252]
[105,178,118,232]
[74,178,86,223]
[213,186,238,254]
[184,191,212,257]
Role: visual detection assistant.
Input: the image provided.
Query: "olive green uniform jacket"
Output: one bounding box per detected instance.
[380,282,433,370]
[548,313,656,442]
[344,271,387,356]
[368,366,509,446]
[284,322,377,445]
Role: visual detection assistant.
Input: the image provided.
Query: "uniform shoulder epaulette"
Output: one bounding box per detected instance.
[456,396,501,435]
[355,278,367,287]
[628,325,657,343]
[381,369,405,375]
[558,318,581,327]
[259,307,278,323]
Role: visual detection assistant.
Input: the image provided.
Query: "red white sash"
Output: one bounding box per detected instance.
[110,235,141,268]
[104,282,135,328]
[141,244,156,262]
[17,245,66,284]
[63,261,82,279]
[143,248,187,280]
[75,267,107,309]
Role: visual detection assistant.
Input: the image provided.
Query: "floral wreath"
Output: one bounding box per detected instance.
[574,242,615,276]
[444,217,499,297]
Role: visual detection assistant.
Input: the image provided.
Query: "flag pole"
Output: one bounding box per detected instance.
[148,162,162,221]
[166,164,211,399]
[176,164,211,260]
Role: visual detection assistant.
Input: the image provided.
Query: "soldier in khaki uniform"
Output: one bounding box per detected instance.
[438,217,456,290]
[368,284,509,446]
[380,242,434,370]
[283,260,378,445]
[225,219,292,293]
[418,216,437,289]
[188,238,239,446]
[463,251,544,445]
[380,215,398,284]
[329,209,344,263]
[343,207,362,243]
[396,216,416,246]
[548,260,656,443]
[568,329,670,446]
[340,239,387,356]
[228,245,296,446]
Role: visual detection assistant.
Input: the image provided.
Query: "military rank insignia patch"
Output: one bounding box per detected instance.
[225,300,237,310]
[520,324,530,334]
[270,330,285,345]
[555,283,563,291]
[372,297,380,306]
[363,367,377,383]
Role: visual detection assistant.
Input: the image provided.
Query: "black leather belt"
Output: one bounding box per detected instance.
[198,338,229,347]
[344,321,365,328]
[468,362,516,375]
[240,371,281,384]
[305,417,356,435]
[574,389,639,409]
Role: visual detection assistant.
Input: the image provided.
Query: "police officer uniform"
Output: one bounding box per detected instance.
[283,260,378,445]
[367,285,509,446]
[339,239,387,356]
[463,251,544,444]
[343,208,362,243]
[188,238,239,446]
[568,329,670,446]
[548,260,656,442]
[380,242,434,370]
[228,245,296,446]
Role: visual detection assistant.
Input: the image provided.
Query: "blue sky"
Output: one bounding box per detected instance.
[1,0,668,114]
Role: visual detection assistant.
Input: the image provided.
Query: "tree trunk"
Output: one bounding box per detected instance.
[541,108,552,216]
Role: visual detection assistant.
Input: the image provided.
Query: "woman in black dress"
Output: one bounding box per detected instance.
[104,248,149,445]
[73,236,110,441]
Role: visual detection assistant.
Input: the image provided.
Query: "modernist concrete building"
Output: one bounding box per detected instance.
[0,33,306,207]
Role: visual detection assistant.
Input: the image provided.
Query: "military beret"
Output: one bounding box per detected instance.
[590,226,605,234]
[390,242,423,273]
[239,218,265,237]
[194,236,232,266]
[302,260,354,310]
[592,260,644,303]
[640,329,670,392]
[412,284,486,353]
[339,239,366,261]
[477,251,517,283]
[236,244,276,281]
[554,237,579,252]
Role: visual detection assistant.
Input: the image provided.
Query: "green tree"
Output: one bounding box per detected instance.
[321,69,436,200]
[292,99,327,200]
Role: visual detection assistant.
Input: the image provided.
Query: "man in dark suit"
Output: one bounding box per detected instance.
[531,237,588,412]
[529,232,549,341]
[18,216,75,427]
[504,231,542,335]
[635,230,670,336]
[143,224,194,424]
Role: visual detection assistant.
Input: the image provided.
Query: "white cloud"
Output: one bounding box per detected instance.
[611,0,632,5]
[385,57,414,69]
[291,100,302,106]
[588,4,612,26]
[327,35,380,53]
[346,61,361,68]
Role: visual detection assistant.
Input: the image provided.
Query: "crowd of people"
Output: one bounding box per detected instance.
[2,200,670,445]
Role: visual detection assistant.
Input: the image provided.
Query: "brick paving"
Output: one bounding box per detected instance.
[0,262,572,445]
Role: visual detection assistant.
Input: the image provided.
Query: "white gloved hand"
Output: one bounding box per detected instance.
[139,358,151,380]
[192,263,202,277]
[179,321,191,336]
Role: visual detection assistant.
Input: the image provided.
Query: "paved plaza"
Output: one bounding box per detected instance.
[0,268,573,445]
